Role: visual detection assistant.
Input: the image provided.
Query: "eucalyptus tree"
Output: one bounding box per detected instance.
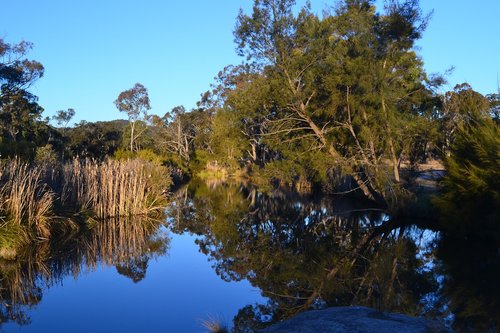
[53,108,75,129]
[114,83,151,152]
[150,105,198,169]
[0,38,46,157]
[212,65,270,166]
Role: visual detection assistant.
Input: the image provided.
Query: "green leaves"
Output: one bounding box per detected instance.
[435,115,499,236]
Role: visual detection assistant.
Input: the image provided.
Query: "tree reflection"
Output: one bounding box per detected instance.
[0,217,169,326]
[168,180,500,332]
[436,232,500,332]
[167,181,439,330]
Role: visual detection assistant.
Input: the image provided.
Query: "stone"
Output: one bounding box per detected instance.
[261,306,449,333]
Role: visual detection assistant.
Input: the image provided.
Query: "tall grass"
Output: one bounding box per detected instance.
[0,158,172,240]
[0,159,53,238]
[60,159,170,218]
[201,316,228,333]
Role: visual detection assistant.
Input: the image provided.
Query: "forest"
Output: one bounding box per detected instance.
[0,1,499,331]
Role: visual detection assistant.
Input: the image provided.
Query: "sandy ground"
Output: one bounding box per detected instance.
[400,159,446,191]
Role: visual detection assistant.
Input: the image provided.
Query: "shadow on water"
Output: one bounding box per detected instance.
[0,217,169,326]
[167,180,499,332]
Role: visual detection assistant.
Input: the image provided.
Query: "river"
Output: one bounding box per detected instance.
[0,180,498,332]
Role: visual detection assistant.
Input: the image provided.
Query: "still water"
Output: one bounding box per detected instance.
[0,180,498,332]
[0,224,264,332]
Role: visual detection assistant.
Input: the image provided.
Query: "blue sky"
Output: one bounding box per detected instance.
[2,0,499,124]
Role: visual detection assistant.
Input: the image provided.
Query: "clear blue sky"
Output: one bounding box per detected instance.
[2,0,499,124]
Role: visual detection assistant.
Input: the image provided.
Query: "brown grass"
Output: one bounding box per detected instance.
[0,158,172,239]
[201,316,228,333]
[60,159,170,218]
[0,159,53,238]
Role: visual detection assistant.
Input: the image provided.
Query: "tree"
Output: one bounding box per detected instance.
[66,120,126,160]
[432,100,500,332]
[434,109,499,237]
[0,38,45,158]
[114,83,151,152]
[218,65,270,165]
[53,108,75,128]
[231,0,435,203]
[439,83,490,155]
[0,39,44,89]
[159,106,191,161]
[486,92,500,121]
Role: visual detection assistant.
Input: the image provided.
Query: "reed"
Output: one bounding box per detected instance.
[0,158,171,239]
[60,159,171,218]
[201,316,228,333]
[0,159,53,238]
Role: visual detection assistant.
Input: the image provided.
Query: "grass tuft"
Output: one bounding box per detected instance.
[201,316,228,333]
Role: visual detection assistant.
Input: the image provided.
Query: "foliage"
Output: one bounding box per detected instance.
[149,105,197,171]
[114,83,151,152]
[209,109,247,169]
[35,144,58,168]
[0,38,46,158]
[200,0,440,205]
[65,120,127,160]
[52,108,75,128]
[439,83,491,155]
[433,114,499,237]
[114,148,166,166]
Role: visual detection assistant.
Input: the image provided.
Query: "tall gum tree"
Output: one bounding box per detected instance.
[114,83,151,152]
[0,38,45,157]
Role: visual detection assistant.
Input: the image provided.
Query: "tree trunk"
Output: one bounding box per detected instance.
[130,121,135,152]
[284,69,379,201]
[381,96,400,183]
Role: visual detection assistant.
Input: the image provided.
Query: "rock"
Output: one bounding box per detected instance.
[261,306,449,333]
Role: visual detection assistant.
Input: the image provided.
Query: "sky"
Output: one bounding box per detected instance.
[1,0,499,124]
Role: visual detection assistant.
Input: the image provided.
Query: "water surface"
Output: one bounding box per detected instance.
[0,218,264,332]
[1,180,498,332]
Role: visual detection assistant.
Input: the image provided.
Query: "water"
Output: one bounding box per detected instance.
[0,222,264,332]
[0,180,498,332]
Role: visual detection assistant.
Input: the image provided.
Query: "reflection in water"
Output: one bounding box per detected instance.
[0,179,497,332]
[168,180,499,332]
[0,217,169,326]
[437,234,500,332]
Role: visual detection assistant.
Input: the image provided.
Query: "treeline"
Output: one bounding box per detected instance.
[1,0,499,207]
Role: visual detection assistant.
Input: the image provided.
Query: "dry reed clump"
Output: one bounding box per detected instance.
[201,316,228,333]
[0,158,171,240]
[61,159,171,218]
[0,159,53,238]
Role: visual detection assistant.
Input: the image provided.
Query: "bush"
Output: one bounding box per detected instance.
[35,144,58,168]
[433,117,499,237]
